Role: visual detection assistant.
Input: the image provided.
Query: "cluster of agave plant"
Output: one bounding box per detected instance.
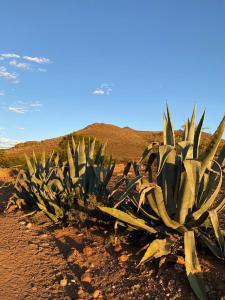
[9,138,115,223]
[9,105,225,300]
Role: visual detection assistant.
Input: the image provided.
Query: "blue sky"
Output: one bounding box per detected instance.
[0,1,225,147]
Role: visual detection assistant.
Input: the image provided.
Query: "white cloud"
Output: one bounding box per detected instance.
[9,60,30,70]
[17,127,25,130]
[37,67,47,72]
[8,100,42,114]
[23,56,50,64]
[0,137,20,148]
[0,66,18,81]
[0,90,5,96]
[93,83,113,95]
[29,101,42,107]
[93,89,105,95]
[1,53,20,59]
[8,106,26,114]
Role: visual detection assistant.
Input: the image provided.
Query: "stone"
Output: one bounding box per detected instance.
[83,246,93,256]
[81,273,91,283]
[119,254,128,262]
[60,278,67,287]
[93,290,100,298]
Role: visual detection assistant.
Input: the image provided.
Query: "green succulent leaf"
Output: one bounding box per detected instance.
[99,206,157,234]
[140,238,173,264]
[184,231,206,300]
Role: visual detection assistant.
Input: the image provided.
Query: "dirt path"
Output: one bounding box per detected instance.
[0,183,225,300]
[0,211,74,300]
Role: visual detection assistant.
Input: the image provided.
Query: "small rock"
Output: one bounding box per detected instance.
[89,227,96,232]
[81,273,91,283]
[132,284,140,290]
[40,233,49,239]
[168,279,175,286]
[7,205,17,213]
[93,290,100,298]
[114,245,122,252]
[77,288,84,296]
[83,246,93,256]
[176,256,185,265]
[19,221,26,225]
[26,223,32,229]
[119,254,128,263]
[60,278,68,287]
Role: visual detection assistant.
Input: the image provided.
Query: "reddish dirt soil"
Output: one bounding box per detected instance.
[0,175,225,300]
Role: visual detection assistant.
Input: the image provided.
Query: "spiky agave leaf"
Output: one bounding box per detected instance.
[184,231,206,300]
[140,238,173,264]
[200,114,225,178]
[98,206,157,234]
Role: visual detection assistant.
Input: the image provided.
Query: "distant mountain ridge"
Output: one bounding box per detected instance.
[4,123,221,162]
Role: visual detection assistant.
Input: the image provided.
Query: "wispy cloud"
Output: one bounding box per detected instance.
[0,53,20,59]
[93,89,105,95]
[17,127,25,130]
[0,137,20,148]
[8,100,43,114]
[0,90,5,96]
[23,56,50,64]
[37,67,47,72]
[0,66,18,82]
[8,106,26,114]
[29,101,42,108]
[93,83,113,95]
[9,60,30,70]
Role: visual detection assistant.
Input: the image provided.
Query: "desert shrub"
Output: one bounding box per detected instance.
[99,105,225,300]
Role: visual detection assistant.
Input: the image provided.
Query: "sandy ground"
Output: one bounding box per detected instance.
[0,171,225,300]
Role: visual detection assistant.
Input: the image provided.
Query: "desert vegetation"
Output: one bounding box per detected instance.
[3,105,224,300]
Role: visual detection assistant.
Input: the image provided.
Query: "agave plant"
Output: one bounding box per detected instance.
[52,137,115,202]
[9,151,65,222]
[99,105,225,300]
[9,138,115,223]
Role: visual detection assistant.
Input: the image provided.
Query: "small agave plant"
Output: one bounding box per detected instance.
[99,105,225,300]
[9,151,62,222]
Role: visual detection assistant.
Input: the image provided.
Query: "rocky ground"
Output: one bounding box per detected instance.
[0,171,225,300]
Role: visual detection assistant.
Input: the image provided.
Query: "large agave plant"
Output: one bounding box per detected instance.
[99,105,225,300]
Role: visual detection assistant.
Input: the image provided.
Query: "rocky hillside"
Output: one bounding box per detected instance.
[4,123,223,162]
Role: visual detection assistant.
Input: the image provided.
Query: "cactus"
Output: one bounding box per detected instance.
[99,106,225,300]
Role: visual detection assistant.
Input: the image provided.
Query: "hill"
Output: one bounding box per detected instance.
[3,123,224,164]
